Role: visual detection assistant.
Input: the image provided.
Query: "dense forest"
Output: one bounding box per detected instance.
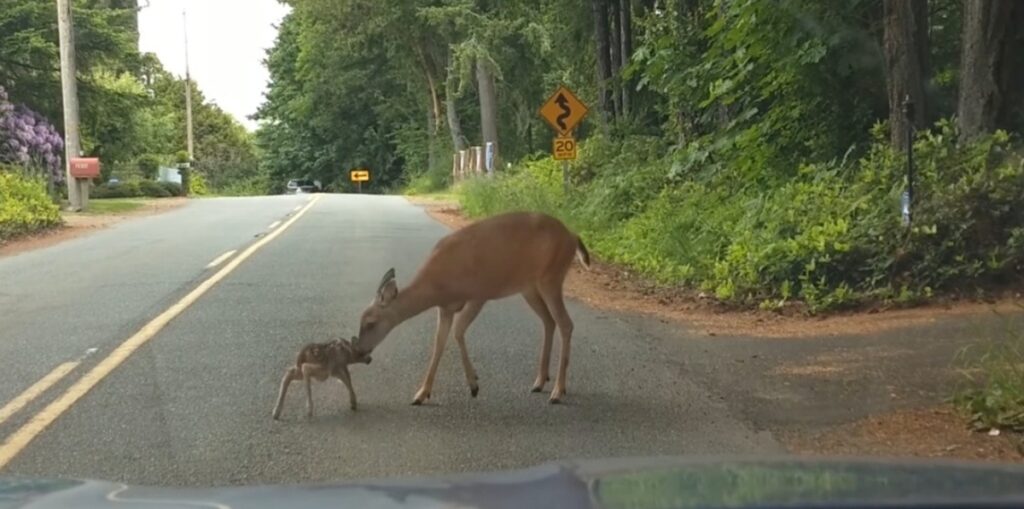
[258,0,1024,311]
[0,0,260,195]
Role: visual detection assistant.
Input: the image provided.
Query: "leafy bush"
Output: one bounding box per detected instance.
[459,121,1024,313]
[159,181,183,196]
[0,169,61,241]
[138,180,171,198]
[188,171,210,196]
[954,312,1024,432]
[137,154,162,180]
[218,174,269,196]
[91,181,140,199]
[0,87,64,185]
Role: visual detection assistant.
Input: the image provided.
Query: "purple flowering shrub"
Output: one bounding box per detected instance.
[0,86,65,185]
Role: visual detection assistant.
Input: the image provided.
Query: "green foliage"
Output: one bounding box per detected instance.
[188,171,210,196]
[91,180,181,199]
[137,180,170,198]
[954,313,1024,432]
[461,123,1024,313]
[137,154,162,180]
[91,181,139,199]
[218,174,270,197]
[159,181,183,197]
[0,168,61,241]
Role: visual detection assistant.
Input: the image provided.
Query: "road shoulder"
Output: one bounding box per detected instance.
[0,197,188,259]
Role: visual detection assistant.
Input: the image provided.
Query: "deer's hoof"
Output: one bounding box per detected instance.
[411,398,423,406]
[271,412,281,420]
[470,385,479,398]
[548,396,562,405]
[531,385,543,393]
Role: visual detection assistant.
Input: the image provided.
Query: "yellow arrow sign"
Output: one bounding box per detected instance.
[350,169,370,182]
[539,85,588,135]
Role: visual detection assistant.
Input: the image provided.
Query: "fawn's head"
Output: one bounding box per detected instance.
[354,268,400,355]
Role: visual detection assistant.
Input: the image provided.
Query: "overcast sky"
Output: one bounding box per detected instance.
[138,0,290,131]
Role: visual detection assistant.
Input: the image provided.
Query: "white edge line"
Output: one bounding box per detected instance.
[205,250,237,269]
[267,220,282,230]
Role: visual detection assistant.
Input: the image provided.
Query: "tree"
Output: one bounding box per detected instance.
[883,0,928,150]
[592,0,613,127]
[956,0,1021,142]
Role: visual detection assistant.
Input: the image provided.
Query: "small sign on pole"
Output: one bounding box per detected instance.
[552,135,577,160]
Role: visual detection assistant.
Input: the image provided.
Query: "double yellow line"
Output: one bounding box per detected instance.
[0,195,321,469]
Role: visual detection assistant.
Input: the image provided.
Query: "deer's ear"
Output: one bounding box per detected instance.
[377,268,395,292]
[376,268,398,306]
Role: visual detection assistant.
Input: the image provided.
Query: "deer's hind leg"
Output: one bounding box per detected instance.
[272,367,300,420]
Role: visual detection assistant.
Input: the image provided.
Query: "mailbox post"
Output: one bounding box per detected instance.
[69,157,99,209]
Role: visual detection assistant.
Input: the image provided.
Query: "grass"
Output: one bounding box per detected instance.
[403,190,459,202]
[81,198,149,215]
[953,309,1024,432]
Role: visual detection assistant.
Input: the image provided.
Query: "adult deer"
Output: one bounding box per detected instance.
[353,211,590,404]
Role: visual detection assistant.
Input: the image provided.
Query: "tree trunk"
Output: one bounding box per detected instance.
[592,0,613,128]
[609,0,622,118]
[957,0,1018,142]
[476,58,499,165]
[883,0,929,150]
[619,0,632,117]
[444,57,467,152]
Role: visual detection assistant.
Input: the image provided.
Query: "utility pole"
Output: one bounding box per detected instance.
[56,0,85,210]
[183,10,194,162]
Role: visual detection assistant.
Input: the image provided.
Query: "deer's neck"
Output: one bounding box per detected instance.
[390,278,441,325]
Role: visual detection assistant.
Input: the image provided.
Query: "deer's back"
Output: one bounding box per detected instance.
[414,212,578,300]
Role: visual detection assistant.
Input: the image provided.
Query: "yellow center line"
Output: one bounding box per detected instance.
[0,195,322,469]
[0,362,79,427]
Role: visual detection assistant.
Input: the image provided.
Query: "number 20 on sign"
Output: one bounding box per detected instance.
[553,136,577,160]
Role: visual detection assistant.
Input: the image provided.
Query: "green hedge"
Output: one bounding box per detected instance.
[0,170,61,242]
[459,121,1024,313]
[91,180,183,199]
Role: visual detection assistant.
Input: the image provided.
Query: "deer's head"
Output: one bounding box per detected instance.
[354,268,399,355]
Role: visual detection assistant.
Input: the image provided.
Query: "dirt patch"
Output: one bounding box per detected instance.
[409,197,1021,339]
[0,197,187,258]
[785,406,1024,462]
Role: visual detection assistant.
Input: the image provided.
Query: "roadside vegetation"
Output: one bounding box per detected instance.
[954,310,1024,433]
[0,0,270,243]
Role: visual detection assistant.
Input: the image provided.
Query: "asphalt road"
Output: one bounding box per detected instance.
[0,194,780,487]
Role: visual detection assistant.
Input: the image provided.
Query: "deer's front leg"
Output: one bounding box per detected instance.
[413,306,456,405]
[336,366,357,411]
[272,367,299,420]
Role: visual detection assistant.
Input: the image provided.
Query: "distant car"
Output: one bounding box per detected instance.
[107,178,120,186]
[285,179,319,194]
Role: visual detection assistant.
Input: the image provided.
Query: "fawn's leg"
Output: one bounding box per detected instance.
[272,367,300,420]
[301,363,329,418]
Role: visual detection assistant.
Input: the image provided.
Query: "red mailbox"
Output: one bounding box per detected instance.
[69,157,100,179]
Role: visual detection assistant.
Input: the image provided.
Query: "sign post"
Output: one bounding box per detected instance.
[539,85,588,193]
[350,168,370,193]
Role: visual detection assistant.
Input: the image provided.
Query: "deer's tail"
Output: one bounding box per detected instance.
[576,235,591,269]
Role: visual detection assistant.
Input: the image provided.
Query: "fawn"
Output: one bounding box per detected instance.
[272,336,372,419]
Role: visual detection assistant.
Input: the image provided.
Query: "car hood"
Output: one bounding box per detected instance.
[3,456,1024,509]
